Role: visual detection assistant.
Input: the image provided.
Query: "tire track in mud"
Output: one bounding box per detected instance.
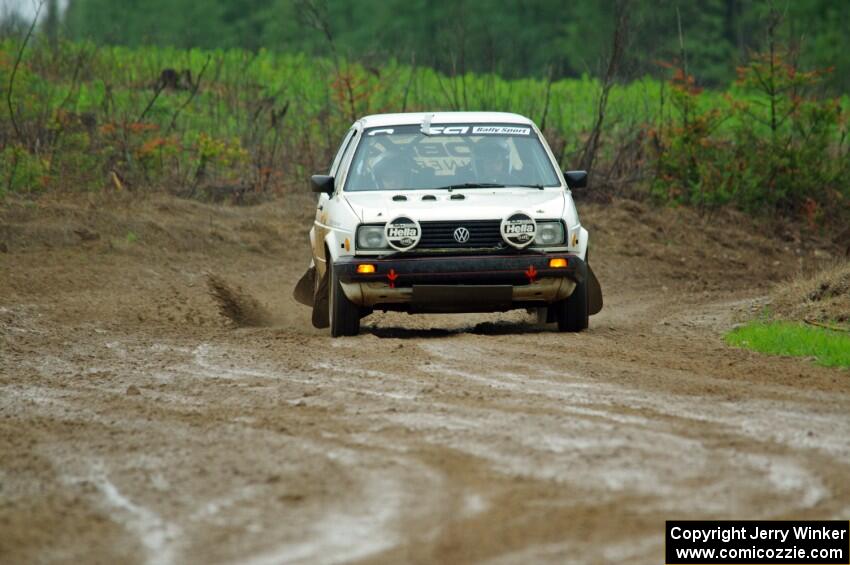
[190,324,850,560]
[241,319,846,548]
[2,329,479,564]
[3,285,850,563]
[64,462,181,565]
[412,335,847,511]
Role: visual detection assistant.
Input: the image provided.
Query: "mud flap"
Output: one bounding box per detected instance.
[293,267,315,307]
[311,268,330,329]
[587,265,603,315]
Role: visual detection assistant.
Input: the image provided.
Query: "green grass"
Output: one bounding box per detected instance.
[725,322,850,368]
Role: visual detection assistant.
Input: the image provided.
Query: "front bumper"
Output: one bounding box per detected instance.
[335,252,585,312]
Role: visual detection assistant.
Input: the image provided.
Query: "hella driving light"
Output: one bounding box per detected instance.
[533,221,565,246]
[500,212,537,249]
[384,216,421,251]
[356,225,388,250]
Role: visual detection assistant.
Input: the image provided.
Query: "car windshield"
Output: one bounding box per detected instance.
[344,124,560,191]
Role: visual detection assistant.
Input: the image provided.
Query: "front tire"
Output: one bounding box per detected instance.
[329,262,360,337]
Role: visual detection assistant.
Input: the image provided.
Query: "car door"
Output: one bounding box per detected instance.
[313,127,358,276]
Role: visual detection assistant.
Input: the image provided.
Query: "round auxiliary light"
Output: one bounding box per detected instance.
[500,212,537,249]
[384,216,421,252]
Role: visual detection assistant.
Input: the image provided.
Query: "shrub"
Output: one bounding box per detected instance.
[0,143,49,195]
[649,43,849,223]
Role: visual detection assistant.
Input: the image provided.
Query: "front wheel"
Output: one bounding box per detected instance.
[329,262,360,337]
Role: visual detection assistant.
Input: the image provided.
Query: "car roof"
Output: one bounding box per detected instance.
[357,111,535,129]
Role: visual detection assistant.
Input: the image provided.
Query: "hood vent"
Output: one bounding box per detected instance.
[450,194,466,200]
[392,194,407,201]
[421,195,437,201]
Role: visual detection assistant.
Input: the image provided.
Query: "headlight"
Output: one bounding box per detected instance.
[356,225,388,250]
[533,221,565,246]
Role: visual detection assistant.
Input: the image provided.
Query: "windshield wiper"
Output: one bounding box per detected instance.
[435,182,506,191]
[433,182,548,191]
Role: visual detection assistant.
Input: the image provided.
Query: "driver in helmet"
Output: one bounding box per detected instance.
[372,151,416,190]
[473,137,512,184]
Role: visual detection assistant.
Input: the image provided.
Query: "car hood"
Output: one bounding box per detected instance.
[344,189,566,223]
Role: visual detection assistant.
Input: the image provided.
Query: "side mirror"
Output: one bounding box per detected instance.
[564,170,587,190]
[311,174,334,195]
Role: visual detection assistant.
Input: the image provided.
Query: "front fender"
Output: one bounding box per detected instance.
[577,226,589,260]
[313,194,359,277]
[323,226,355,264]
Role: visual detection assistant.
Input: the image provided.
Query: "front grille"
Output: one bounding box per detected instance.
[418,219,505,249]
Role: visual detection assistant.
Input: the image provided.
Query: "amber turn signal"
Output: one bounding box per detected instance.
[356,264,376,274]
[548,258,568,268]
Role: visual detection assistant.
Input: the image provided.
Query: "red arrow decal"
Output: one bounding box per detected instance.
[525,265,538,282]
[387,268,398,288]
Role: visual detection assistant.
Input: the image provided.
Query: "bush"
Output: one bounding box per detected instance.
[0,143,49,195]
[649,45,850,223]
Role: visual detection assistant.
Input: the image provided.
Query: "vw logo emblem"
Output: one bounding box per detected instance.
[453,227,470,243]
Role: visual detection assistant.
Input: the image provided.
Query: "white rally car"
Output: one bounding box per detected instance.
[294,112,602,336]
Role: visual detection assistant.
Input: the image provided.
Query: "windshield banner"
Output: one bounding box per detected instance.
[367,124,532,136]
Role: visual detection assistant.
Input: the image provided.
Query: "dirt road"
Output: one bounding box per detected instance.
[1,194,848,564]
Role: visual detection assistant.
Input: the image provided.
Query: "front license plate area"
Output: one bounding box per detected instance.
[410,285,513,312]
